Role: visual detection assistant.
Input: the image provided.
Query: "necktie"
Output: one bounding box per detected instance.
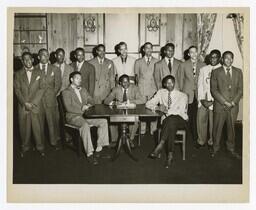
[168,91,172,109]
[26,69,32,72]
[226,67,232,89]
[147,57,150,65]
[123,89,127,102]
[42,64,46,75]
[192,62,196,77]
[168,59,172,74]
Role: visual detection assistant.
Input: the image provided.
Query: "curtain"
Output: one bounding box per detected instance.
[231,13,244,59]
[197,14,217,62]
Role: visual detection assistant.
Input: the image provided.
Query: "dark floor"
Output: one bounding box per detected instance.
[13,122,243,184]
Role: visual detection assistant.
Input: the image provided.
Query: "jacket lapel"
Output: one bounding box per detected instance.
[22,69,29,87]
[69,86,82,105]
[29,69,37,87]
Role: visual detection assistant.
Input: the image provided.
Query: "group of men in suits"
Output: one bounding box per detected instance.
[14,40,243,166]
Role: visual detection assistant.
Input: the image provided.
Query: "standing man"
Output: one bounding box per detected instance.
[112,42,136,84]
[176,46,205,143]
[146,75,188,168]
[36,48,62,150]
[196,50,222,148]
[14,52,46,156]
[88,44,115,104]
[210,51,243,159]
[104,74,146,147]
[53,48,74,95]
[62,72,110,165]
[135,42,159,134]
[70,47,95,96]
[154,43,182,90]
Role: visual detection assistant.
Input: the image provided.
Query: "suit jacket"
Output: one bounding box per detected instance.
[104,84,146,105]
[35,63,62,107]
[14,67,46,114]
[62,86,95,123]
[70,61,95,96]
[53,62,74,94]
[210,66,243,113]
[153,58,182,90]
[112,55,136,79]
[88,57,115,104]
[135,56,159,98]
[176,59,206,104]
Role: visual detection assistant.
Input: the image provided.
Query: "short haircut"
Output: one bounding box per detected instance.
[222,51,234,59]
[75,47,85,54]
[96,44,105,51]
[188,45,198,52]
[165,43,175,50]
[21,52,33,60]
[118,42,127,50]
[119,74,129,83]
[162,75,175,88]
[143,42,153,49]
[69,71,81,83]
[38,48,48,55]
[210,49,221,58]
[55,48,65,55]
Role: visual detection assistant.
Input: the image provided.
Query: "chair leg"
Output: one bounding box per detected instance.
[77,132,82,158]
[182,133,186,160]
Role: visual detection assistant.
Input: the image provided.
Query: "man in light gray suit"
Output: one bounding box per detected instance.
[154,43,182,90]
[176,46,205,143]
[210,51,243,159]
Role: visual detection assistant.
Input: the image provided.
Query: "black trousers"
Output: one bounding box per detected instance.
[161,115,186,152]
[188,96,198,142]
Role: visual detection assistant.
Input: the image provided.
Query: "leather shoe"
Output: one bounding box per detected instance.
[53,145,61,151]
[195,143,205,149]
[87,155,99,165]
[39,151,45,157]
[148,140,165,159]
[229,151,241,160]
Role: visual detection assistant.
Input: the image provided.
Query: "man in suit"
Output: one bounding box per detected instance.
[70,47,95,96]
[210,51,243,159]
[135,42,159,135]
[196,49,222,148]
[104,74,146,147]
[146,75,188,168]
[14,52,46,156]
[88,44,115,104]
[112,42,136,84]
[176,46,205,143]
[62,72,109,165]
[154,43,182,90]
[53,48,74,95]
[36,48,62,150]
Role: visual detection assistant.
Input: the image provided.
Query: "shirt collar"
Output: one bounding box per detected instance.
[39,63,48,68]
[223,65,232,74]
[144,55,152,62]
[71,84,81,90]
[25,66,34,71]
[77,60,85,67]
[165,57,173,64]
[97,57,104,64]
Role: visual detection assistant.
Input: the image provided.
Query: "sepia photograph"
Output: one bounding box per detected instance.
[6,7,250,203]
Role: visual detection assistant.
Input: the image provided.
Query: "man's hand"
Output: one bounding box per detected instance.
[224,101,233,110]
[82,104,91,112]
[156,104,168,114]
[24,102,33,111]
[201,100,213,108]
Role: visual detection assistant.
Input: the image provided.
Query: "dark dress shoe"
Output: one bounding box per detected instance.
[53,145,61,151]
[109,141,117,148]
[148,152,161,159]
[195,143,205,149]
[39,151,45,157]
[229,151,241,160]
[87,155,99,165]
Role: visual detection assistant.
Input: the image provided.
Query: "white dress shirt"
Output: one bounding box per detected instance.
[197,63,221,110]
[25,67,33,84]
[223,65,233,77]
[164,57,174,68]
[144,56,152,64]
[76,60,85,72]
[97,57,104,64]
[39,63,48,74]
[146,89,188,120]
[57,62,65,77]
[71,84,82,103]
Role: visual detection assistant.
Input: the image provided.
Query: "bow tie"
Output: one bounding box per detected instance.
[26,69,33,72]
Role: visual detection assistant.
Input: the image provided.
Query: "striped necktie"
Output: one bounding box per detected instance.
[168,91,172,109]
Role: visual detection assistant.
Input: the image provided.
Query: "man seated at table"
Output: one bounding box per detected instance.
[62,71,109,165]
[146,75,188,168]
[104,74,146,147]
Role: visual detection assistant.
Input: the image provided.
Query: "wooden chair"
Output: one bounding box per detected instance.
[57,94,83,157]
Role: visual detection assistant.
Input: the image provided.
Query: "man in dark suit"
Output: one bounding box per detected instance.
[88,44,115,104]
[36,48,62,150]
[210,51,243,159]
[154,43,182,90]
[14,52,46,156]
[62,72,109,165]
[104,74,146,147]
[176,46,205,143]
[70,47,95,96]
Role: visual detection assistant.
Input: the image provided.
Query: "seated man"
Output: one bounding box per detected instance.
[104,74,146,147]
[62,72,109,165]
[146,75,188,168]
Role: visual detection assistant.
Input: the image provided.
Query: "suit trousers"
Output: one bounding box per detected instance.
[213,107,238,153]
[197,105,213,145]
[41,103,60,146]
[161,115,186,152]
[188,95,198,142]
[69,116,109,155]
[18,107,44,152]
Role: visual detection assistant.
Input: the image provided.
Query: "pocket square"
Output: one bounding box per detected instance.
[108,64,112,69]
[36,76,40,80]
[51,72,54,76]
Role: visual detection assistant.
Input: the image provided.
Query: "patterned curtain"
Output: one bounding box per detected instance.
[230,13,244,59]
[197,13,217,62]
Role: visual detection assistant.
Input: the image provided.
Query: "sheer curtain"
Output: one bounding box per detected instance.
[197,14,217,62]
[231,13,244,59]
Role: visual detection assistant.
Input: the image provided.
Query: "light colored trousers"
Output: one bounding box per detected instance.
[69,116,109,155]
[197,105,213,145]
[140,121,158,135]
